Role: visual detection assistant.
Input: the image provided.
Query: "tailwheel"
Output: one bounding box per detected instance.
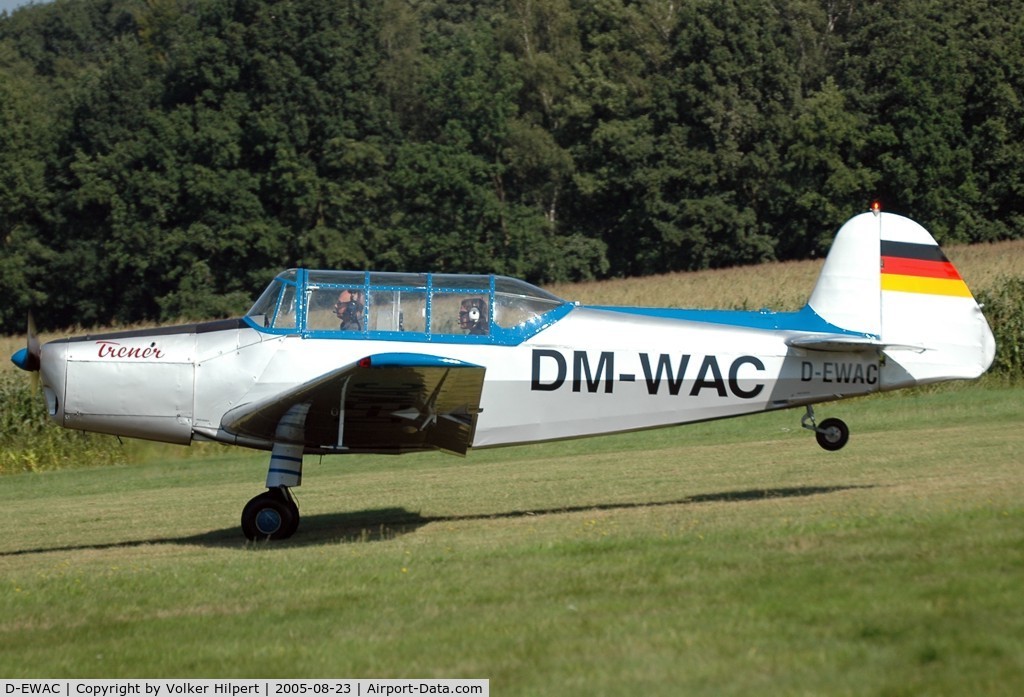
[801,406,850,451]
[242,487,300,541]
[814,417,849,451]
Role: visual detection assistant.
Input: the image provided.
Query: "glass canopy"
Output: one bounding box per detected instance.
[245,269,572,344]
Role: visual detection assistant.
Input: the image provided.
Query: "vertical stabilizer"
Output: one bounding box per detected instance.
[805,210,995,387]
[807,212,882,337]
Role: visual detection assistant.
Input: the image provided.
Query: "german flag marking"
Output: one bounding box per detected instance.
[880,241,972,297]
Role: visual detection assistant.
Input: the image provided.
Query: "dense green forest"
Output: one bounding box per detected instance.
[1,0,1022,332]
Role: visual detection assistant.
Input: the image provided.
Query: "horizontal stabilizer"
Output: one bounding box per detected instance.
[787,334,926,353]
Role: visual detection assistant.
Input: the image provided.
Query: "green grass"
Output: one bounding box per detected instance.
[1,381,1022,695]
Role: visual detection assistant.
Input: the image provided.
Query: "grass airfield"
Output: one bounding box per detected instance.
[1,381,1022,694]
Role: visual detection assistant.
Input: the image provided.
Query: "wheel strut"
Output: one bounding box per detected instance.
[241,403,310,540]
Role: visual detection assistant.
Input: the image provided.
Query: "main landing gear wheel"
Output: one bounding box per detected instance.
[814,417,850,451]
[242,487,300,541]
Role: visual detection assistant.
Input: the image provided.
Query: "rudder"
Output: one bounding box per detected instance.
[876,212,995,386]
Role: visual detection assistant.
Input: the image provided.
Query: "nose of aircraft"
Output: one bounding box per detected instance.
[9,315,65,420]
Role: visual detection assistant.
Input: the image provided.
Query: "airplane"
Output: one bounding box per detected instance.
[10,207,996,540]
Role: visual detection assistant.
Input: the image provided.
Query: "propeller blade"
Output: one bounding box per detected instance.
[10,312,41,372]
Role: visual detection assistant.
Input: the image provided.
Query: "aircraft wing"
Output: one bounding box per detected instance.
[221,353,486,455]
[786,335,926,353]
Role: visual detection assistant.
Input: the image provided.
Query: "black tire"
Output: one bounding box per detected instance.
[815,418,850,451]
[241,490,300,541]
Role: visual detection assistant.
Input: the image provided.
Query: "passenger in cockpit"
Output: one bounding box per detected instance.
[335,289,365,330]
[459,298,489,335]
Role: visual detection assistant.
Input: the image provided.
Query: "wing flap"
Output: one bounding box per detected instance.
[221,353,485,455]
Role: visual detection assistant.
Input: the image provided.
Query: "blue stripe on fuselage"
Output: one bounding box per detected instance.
[586,304,867,336]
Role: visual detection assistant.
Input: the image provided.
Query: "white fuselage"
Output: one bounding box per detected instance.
[40,308,884,452]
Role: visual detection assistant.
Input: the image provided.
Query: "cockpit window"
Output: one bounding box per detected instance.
[369,288,425,333]
[366,272,427,333]
[493,276,565,329]
[246,269,298,329]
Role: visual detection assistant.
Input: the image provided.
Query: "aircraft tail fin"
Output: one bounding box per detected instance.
[805,209,995,387]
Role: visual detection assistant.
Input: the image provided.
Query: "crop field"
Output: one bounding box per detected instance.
[550,238,1024,309]
[1,380,1022,693]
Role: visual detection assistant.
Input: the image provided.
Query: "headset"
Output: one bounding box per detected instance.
[459,298,487,332]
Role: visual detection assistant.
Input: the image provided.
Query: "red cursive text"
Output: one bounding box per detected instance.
[96,340,165,360]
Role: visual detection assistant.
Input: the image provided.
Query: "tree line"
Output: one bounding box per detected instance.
[1,0,1022,332]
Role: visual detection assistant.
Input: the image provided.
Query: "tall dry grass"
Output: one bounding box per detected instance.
[2,237,1015,362]
[2,240,1020,351]
[550,238,1024,310]
[2,238,1021,364]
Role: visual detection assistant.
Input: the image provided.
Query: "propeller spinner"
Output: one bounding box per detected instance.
[10,313,41,372]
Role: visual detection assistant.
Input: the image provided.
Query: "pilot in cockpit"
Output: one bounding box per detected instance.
[459,298,489,335]
[335,289,365,330]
